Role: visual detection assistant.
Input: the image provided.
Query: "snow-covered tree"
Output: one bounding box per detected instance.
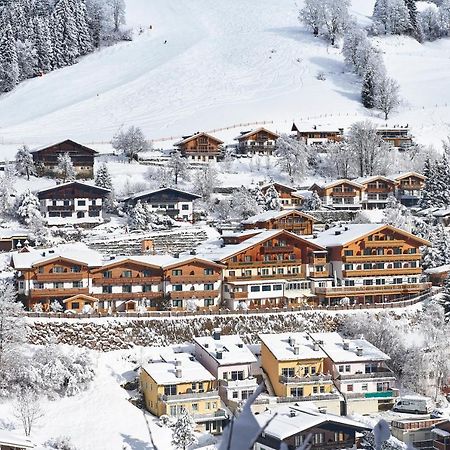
[192,164,220,201]
[264,185,281,211]
[343,25,368,69]
[16,39,38,80]
[322,0,350,45]
[0,21,20,92]
[50,300,63,313]
[405,0,424,41]
[13,387,43,436]
[16,190,41,225]
[107,0,125,32]
[0,166,17,215]
[171,408,197,450]
[325,141,355,178]
[249,185,266,209]
[373,0,412,35]
[15,145,36,180]
[231,186,262,220]
[419,7,441,41]
[127,201,148,230]
[112,126,150,162]
[382,194,413,231]
[168,151,190,185]
[33,16,53,73]
[439,274,450,322]
[274,134,309,182]
[56,152,76,182]
[374,75,401,120]
[299,0,324,36]
[95,162,112,190]
[302,191,322,211]
[361,51,386,110]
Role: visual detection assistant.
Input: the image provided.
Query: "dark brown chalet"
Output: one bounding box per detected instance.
[38,182,110,225]
[31,139,98,179]
[174,132,224,162]
[235,127,279,155]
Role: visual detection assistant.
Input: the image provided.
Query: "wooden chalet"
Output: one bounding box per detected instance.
[0,229,34,252]
[310,179,364,210]
[377,126,413,149]
[260,182,305,209]
[356,175,397,210]
[241,209,315,235]
[174,132,224,162]
[392,172,426,207]
[292,123,344,145]
[235,127,279,155]
[38,182,110,225]
[122,187,200,222]
[31,139,98,179]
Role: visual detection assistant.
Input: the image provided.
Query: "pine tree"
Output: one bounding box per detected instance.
[383,194,413,231]
[405,0,423,41]
[0,20,20,92]
[264,185,281,211]
[439,274,450,322]
[15,145,36,180]
[168,151,189,185]
[33,16,54,73]
[56,152,76,182]
[302,191,322,211]
[16,189,41,225]
[362,68,376,109]
[73,0,93,55]
[95,163,112,190]
[16,38,38,80]
[52,0,79,67]
[128,201,147,230]
[419,157,437,209]
[171,408,197,450]
[434,154,450,208]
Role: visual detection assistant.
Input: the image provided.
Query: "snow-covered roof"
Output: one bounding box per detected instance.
[255,406,370,441]
[122,187,200,203]
[37,181,110,195]
[12,243,104,269]
[142,352,216,385]
[194,334,257,366]
[30,139,98,154]
[0,227,31,239]
[354,175,396,185]
[389,171,426,181]
[259,332,327,361]
[260,182,297,192]
[0,430,34,448]
[309,332,390,363]
[425,264,450,275]
[235,127,279,141]
[307,224,382,247]
[241,209,315,225]
[174,132,223,146]
[312,179,364,190]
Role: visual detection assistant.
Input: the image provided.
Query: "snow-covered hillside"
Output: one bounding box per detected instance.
[0,0,450,156]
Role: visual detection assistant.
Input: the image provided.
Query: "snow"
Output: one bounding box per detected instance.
[0,430,34,449]
[241,209,315,225]
[308,223,382,247]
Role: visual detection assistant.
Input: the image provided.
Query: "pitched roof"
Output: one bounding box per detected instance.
[241,209,315,225]
[37,181,110,196]
[122,187,200,203]
[354,175,396,185]
[0,430,34,449]
[174,132,224,146]
[31,139,98,155]
[235,127,279,141]
[389,171,426,181]
[311,179,364,190]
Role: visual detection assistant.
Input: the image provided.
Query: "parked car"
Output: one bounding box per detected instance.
[393,396,434,414]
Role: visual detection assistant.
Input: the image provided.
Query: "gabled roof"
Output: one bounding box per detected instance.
[31,139,98,155]
[0,430,34,449]
[235,127,279,141]
[311,179,364,190]
[91,256,165,273]
[241,209,315,225]
[308,223,430,248]
[37,181,110,196]
[260,182,297,193]
[63,294,99,304]
[162,256,225,270]
[174,132,223,146]
[389,171,426,181]
[122,187,200,203]
[354,175,396,186]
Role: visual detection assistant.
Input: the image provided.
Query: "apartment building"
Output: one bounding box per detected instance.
[377,126,413,149]
[310,180,364,210]
[356,175,397,210]
[308,223,431,305]
[293,124,344,145]
[174,132,224,162]
[432,421,450,450]
[201,229,328,310]
[241,209,315,235]
[235,127,279,155]
[392,172,426,207]
[310,332,397,414]
[260,183,305,209]
[259,332,341,414]
[392,418,447,450]
[140,351,228,434]
[193,329,258,410]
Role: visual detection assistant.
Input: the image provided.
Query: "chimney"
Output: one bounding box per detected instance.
[175,360,182,378]
[237,343,243,348]
[190,249,196,255]
[204,343,209,348]
[343,341,350,350]
[356,347,363,357]
[318,407,327,414]
[213,328,221,341]
[313,342,320,351]
[290,409,297,418]
[216,351,223,360]
[293,345,300,355]
[173,253,180,259]
[334,230,341,235]
[289,337,296,347]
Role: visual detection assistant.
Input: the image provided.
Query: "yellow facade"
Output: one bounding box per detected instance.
[261,343,334,397]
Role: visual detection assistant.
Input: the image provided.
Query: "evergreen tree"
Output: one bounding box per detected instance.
[383,194,413,231]
[56,152,76,182]
[0,20,20,92]
[362,68,376,109]
[127,201,147,230]
[405,0,423,41]
[264,185,281,211]
[419,157,436,209]
[16,189,41,225]
[249,185,266,209]
[171,408,197,450]
[95,162,112,190]
[73,0,93,55]
[439,274,450,322]
[33,16,54,73]
[15,145,36,180]
[15,38,38,80]
[434,154,450,208]
[302,191,322,211]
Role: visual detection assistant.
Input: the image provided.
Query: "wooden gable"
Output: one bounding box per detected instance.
[38,182,110,200]
[237,128,279,142]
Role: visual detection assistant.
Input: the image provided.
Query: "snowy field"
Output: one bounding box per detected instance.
[1,0,450,158]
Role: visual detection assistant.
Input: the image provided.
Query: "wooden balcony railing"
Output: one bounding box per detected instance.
[169,290,219,300]
[365,240,406,247]
[261,246,294,254]
[93,276,162,285]
[167,275,219,284]
[314,282,431,296]
[342,254,421,263]
[342,268,422,277]
[32,288,89,298]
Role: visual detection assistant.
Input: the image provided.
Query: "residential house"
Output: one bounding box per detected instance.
[259,332,340,414]
[310,180,364,210]
[0,430,34,450]
[11,243,103,311]
[193,329,259,410]
[392,172,426,207]
[293,123,344,145]
[235,127,279,155]
[356,176,397,210]
[0,228,34,252]
[377,126,413,149]
[140,351,229,434]
[392,418,446,450]
[241,210,315,235]
[253,406,370,450]
[260,183,305,209]
[200,229,329,310]
[37,182,110,226]
[432,421,450,450]
[308,223,431,305]
[174,132,224,162]
[425,265,450,286]
[310,332,397,414]
[122,187,200,222]
[31,139,98,179]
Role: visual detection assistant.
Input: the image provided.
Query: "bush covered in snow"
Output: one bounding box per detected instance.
[44,436,79,450]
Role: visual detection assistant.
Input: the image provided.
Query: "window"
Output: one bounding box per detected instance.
[204,298,214,307]
[242,390,253,400]
[344,250,353,256]
[53,282,63,289]
[72,302,79,309]
[53,266,64,273]
[204,283,214,291]
[313,386,318,394]
[103,271,112,279]
[204,268,214,275]
[143,285,153,292]
[290,387,304,397]
[172,300,182,308]
[261,285,271,292]
[281,368,295,378]
[122,270,132,278]
[102,285,112,293]
[78,200,86,206]
[363,279,373,286]
[172,284,182,291]
[170,405,177,416]
[38,267,44,274]
[376,279,386,285]
[313,433,324,444]
[72,281,83,288]
[338,365,344,372]
[347,384,354,392]
[345,365,351,372]
[232,391,239,399]
[71,265,81,273]
[311,366,316,375]
[362,384,368,391]
[172,269,182,276]
[182,204,189,210]
[230,371,244,381]
[250,286,260,292]
[319,385,325,393]
[273,284,282,291]
[244,256,252,262]
[122,285,132,293]
[164,385,177,396]
[261,268,270,275]
[35,283,44,289]
[142,270,152,277]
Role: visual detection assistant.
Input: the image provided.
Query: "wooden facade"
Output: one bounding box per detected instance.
[393,172,426,207]
[242,210,315,235]
[293,123,344,145]
[235,127,279,155]
[260,183,304,209]
[32,139,97,179]
[358,176,397,210]
[377,127,413,149]
[174,132,224,162]
[311,180,364,210]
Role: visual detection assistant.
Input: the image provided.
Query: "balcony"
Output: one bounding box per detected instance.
[365,240,405,247]
[93,276,161,285]
[169,290,219,300]
[313,257,327,265]
[47,205,75,211]
[280,374,333,384]
[277,393,341,402]
[339,370,396,380]
[314,282,432,296]
[342,254,421,263]
[220,378,258,389]
[95,292,162,300]
[345,389,398,399]
[159,390,220,402]
[227,259,303,269]
[192,409,229,422]
[229,291,248,300]
[331,191,357,197]
[32,287,89,298]
[35,273,85,282]
[224,273,305,282]
[310,271,330,278]
[168,275,219,284]
[261,246,294,254]
[342,268,422,277]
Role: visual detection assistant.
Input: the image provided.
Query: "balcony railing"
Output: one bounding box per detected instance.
[277,393,341,402]
[32,287,89,297]
[159,390,220,401]
[338,370,395,380]
[342,268,422,277]
[314,282,431,296]
[220,378,258,388]
[365,240,405,247]
[261,246,294,254]
[280,374,333,384]
[167,275,219,284]
[169,290,219,300]
[331,191,357,197]
[93,277,161,285]
[344,389,398,399]
[342,254,421,263]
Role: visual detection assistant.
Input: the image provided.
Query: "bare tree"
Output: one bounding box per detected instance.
[108,0,126,32]
[374,75,401,120]
[168,151,190,185]
[112,126,150,163]
[13,387,44,436]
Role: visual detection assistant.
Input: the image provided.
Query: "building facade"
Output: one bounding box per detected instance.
[235,127,279,155]
[310,180,364,210]
[293,124,344,145]
[174,132,224,162]
[241,210,315,235]
[392,172,426,207]
[377,127,413,149]
[260,183,304,209]
[356,176,397,210]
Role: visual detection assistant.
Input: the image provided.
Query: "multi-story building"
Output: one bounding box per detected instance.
[201,229,328,310]
[38,182,110,226]
[356,176,397,210]
[377,126,413,149]
[259,332,340,414]
[260,183,305,210]
[310,332,397,414]
[254,405,370,450]
[308,223,431,305]
[140,351,228,434]
[31,139,98,179]
[241,210,315,235]
[12,243,103,310]
[174,132,224,162]
[392,171,426,207]
[193,329,258,410]
[293,124,344,145]
[432,421,450,450]
[122,187,200,222]
[392,418,447,450]
[310,180,364,210]
[235,127,279,155]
